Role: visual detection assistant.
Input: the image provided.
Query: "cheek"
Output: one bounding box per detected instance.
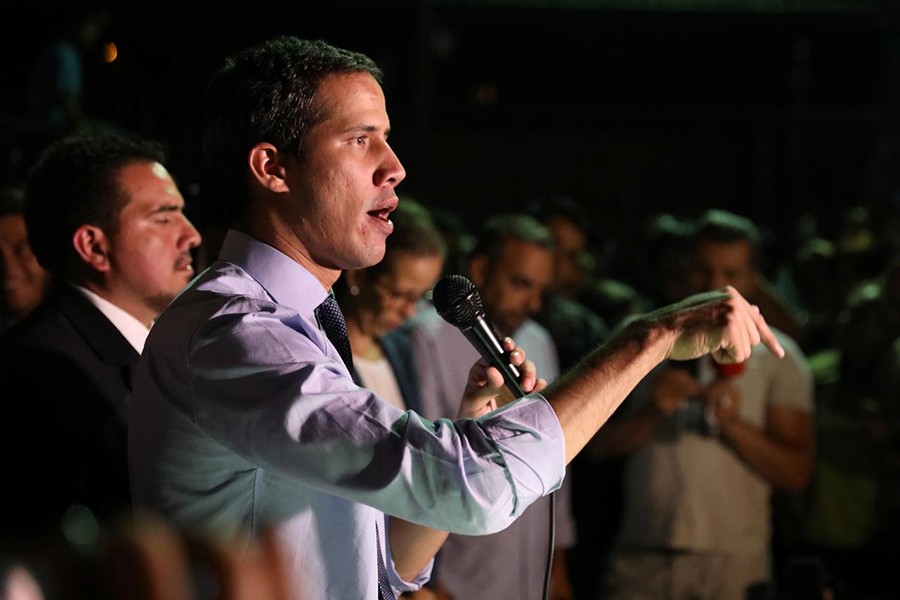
[127,250,163,281]
[141,229,177,252]
[116,234,169,274]
[318,173,357,223]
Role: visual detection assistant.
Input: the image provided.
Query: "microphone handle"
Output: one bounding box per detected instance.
[460,317,526,397]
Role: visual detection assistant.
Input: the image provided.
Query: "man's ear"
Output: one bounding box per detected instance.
[248,142,290,193]
[468,254,489,288]
[72,225,112,272]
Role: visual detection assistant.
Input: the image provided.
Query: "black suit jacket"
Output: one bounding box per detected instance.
[0,283,138,537]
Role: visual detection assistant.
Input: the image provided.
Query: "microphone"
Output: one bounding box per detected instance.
[432,275,525,397]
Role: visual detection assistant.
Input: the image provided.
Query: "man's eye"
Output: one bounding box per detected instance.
[355,136,367,145]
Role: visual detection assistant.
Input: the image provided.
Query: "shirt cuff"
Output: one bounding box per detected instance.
[384,517,435,593]
[478,392,566,515]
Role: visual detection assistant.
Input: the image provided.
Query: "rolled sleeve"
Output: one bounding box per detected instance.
[478,393,566,519]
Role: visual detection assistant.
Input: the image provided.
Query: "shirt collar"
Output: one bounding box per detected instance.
[71,283,150,353]
[217,228,329,317]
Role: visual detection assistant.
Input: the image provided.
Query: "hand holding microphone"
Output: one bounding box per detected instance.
[433,275,542,417]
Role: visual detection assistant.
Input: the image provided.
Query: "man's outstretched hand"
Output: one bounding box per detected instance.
[658,286,784,364]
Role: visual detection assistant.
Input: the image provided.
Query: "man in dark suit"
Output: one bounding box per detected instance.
[0,132,201,539]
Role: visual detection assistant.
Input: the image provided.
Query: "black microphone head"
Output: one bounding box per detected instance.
[432,274,485,327]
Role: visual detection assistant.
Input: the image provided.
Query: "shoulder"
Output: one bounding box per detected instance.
[0,307,121,401]
[518,318,556,349]
[167,263,284,327]
[753,328,810,373]
[517,319,560,376]
[774,329,807,360]
[746,328,814,410]
[152,265,325,363]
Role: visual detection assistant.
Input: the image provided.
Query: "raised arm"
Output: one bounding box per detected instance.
[545,286,783,463]
[390,286,782,583]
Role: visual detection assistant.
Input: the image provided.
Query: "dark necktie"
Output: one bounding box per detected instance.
[314,295,359,383]
[314,296,394,599]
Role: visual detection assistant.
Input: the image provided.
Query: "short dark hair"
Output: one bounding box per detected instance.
[24,132,167,275]
[691,209,762,267]
[201,36,383,227]
[470,213,555,265]
[524,193,594,234]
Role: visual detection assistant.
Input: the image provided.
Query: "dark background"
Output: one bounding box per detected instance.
[2,0,899,277]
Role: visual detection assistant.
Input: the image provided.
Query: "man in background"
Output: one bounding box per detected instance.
[408,213,576,600]
[0,131,201,538]
[592,209,814,600]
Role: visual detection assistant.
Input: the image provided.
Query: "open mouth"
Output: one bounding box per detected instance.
[369,207,394,222]
[175,256,194,272]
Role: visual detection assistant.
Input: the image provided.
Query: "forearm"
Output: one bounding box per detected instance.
[389,517,449,583]
[719,417,814,491]
[545,320,675,463]
[545,286,787,464]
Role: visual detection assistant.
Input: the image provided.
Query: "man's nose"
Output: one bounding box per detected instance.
[181,216,202,250]
[374,144,406,188]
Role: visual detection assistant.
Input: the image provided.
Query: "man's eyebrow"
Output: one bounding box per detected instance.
[341,124,391,136]
[150,203,183,214]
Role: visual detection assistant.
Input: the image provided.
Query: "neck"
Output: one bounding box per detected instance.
[239,212,340,291]
[77,280,157,329]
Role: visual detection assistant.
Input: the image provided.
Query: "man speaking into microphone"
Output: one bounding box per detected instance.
[129,36,785,600]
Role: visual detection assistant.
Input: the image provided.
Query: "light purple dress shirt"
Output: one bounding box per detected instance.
[128,229,566,600]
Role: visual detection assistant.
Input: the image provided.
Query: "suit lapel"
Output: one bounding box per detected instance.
[54,286,141,390]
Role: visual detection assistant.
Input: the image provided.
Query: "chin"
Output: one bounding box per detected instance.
[363,243,387,267]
